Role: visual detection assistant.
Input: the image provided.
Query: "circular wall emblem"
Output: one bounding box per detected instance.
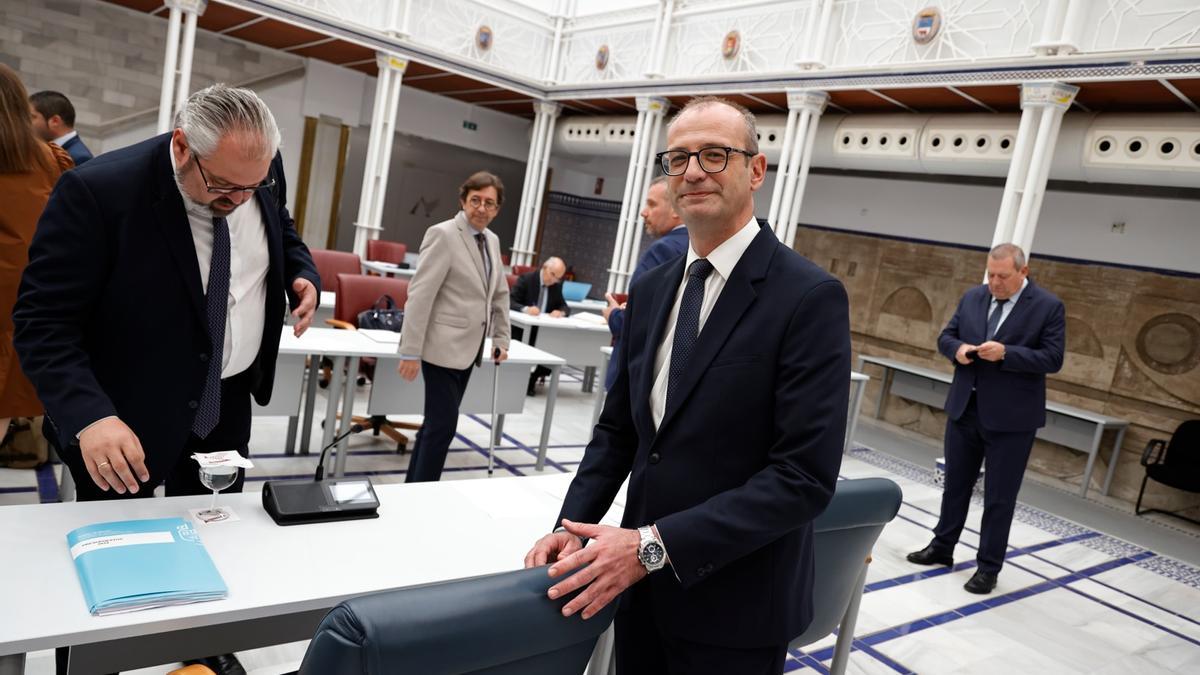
[1136,312,1200,375]
[912,7,942,44]
[476,25,494,51]
[722,30,741,59]
[595,44,610,71]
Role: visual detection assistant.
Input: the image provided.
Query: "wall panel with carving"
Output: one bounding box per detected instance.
[796,225,1200,514]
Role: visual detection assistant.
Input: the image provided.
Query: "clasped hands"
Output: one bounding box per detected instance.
[956,341,1005,364]
[524,519,646,620]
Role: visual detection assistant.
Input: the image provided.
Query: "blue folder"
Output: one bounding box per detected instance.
[67,517,228,615]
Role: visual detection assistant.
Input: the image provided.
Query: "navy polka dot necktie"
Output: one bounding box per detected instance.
[193,216,230,439]
[666,259,714,412]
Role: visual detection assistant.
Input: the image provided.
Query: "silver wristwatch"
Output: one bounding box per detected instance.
[637,525,666,573]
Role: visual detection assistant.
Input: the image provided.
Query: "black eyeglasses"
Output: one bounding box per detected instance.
[657,146,756,176]
[194,156,276,195]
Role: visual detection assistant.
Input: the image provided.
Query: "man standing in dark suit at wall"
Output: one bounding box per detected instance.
[16,84,319,674]
[525,97,850,674]
[907,244,1065,595]
[602,175,688,390]
[29,90,94,165]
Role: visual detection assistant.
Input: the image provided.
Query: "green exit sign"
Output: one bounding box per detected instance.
[462,120,478,131]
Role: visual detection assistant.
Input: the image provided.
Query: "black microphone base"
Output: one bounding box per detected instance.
[262,477,380,526]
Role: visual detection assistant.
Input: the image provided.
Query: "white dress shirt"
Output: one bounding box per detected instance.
[170,149,269,378]
[649,215,759,430]
[988,277,1028,334]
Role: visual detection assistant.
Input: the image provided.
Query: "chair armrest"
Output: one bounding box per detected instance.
[1140,438,1167,467]
[325,319,358,330]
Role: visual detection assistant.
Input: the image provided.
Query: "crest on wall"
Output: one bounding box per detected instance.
[476,25,494,51]
[912,7,942,44]
[595,44,610,71]
[722,30,741,60]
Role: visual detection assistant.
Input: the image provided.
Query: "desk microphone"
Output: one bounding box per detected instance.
[262,424,382,526]
[314,424,364,481]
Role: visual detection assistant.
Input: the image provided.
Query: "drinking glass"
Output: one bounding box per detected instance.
[196,463,239,523]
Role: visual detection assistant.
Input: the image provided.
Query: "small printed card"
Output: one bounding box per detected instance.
[190,451,254,469]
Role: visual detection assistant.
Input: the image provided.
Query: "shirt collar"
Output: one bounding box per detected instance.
[168,144,214,219]
[683,215,759,281]
[52,130,77,147]
[993,277,1029,305]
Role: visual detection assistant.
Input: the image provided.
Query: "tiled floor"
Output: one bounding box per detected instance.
[6,367,1199,674]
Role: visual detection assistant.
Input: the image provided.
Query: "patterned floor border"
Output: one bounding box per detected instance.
[847,445,1200,589]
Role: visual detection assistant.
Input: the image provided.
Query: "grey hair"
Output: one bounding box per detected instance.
[174,83,280,160]
[990,243,1027,269]
[543,256,565,271]
[648,175,669,189]
[668,96,760,155]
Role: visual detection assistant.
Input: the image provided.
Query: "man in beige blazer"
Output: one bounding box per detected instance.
[398,171,511,482]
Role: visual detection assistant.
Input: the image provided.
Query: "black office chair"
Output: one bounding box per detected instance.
[790,477,903,675]
[298,566,615,674]
[1136,419,1200,525]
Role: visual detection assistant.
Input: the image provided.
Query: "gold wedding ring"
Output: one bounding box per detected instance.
[97,461,110,469]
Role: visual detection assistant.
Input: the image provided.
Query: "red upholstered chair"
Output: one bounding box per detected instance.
[501,253,511,267]
[309,248,361,295]
[511,264,536,276]
[327,273,420,450]
[366,240,408,265]
[506,273,519,290]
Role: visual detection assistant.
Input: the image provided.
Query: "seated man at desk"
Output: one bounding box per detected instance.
[509,257,569,395]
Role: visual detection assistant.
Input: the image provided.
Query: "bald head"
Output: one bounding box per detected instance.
[541,257,566,287]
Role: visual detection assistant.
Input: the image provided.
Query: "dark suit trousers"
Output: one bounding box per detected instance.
[405,360,473,483]
[614,583,787,675]
[65,372,253,501]
[932,393,1036,574]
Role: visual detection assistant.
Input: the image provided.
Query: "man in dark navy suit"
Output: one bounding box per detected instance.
[30,90,93,165]
[907,244,1065,594]
[602,175,688,390]
[16,84,319,502]
[525,97,849,673]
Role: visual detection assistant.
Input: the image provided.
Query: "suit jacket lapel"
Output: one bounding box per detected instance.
[656,226,775,436]
[455,213,489,291]
[993,280,1034,341]
[636,255,685,437]
[152,137,206,325]
[255,181,284,298]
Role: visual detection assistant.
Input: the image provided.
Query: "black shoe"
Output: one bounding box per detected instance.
[963,570,998,595]
[906,545,953,567]
[183,653,246,675]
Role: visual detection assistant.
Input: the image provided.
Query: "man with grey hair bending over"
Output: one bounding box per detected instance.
[16,84,320,673]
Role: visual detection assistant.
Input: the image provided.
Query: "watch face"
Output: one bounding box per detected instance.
[640,541,665,565]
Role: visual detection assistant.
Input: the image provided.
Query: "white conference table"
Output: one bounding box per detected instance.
[360,259,416,278]
[353,332,567,474]
[856,354,1129,497]
[509,311,612,393]
[566,298,607,314]
[256,327,569,475]
[0,473,622,675]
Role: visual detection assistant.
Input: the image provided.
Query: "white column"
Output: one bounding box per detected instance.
[796,0,835,70]
[608,97,667,293]
[156,5,183,133]
[773,90,828,246]
[174,9,200,113]
[156,0,207,134]
[544,0,570,83]
[646,0,676,78]
[511,102,561,267]
[622,110,666,275]
[766,107,799,226]
[607,108,651,292]
[993,82,1078,259]
[519,102,563,265]
[352,54,408,257]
